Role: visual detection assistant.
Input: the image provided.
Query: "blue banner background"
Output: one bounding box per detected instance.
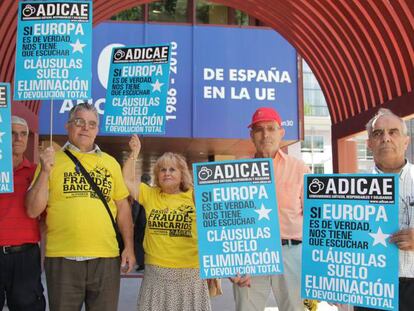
[193,26,298,139]
[39,23,298,139]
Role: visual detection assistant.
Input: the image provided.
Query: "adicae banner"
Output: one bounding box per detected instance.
[0,83,13,193]
[39,23,299,140]
[102,44,171,135]
[193,159,283,279]
[301,174,399,310]
[14,0,92,100]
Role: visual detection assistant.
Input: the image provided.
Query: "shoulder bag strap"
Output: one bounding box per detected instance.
[64,149,120,234]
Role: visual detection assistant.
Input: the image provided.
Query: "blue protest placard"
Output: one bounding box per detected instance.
[0,83,13,193]
[193,159,283,279]
[302,174,399,310]
[14,0,92,100]
[101,44,171,135]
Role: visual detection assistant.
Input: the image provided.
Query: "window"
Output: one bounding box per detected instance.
[407,119,414,163]
[303,96,328,116]
[197,1,228,24]
[196,1,250,25]
[357,140,373,160]
[303,60,329,117]
[234,10,249,26]
[301,136,324,153]
[109,1,252,26]
[306,163,325,174]
[111,6,143,21]
[313,164,325,174]
[149,0,188,23]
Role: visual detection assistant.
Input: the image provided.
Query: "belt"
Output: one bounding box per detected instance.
[281,239,302,246]
[1,243,36,255]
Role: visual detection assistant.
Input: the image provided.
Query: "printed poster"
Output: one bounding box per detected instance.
[302,174,399,310]
[102,44,171,135]
[38,24,300,140]
[193,159,283,279]
[0,83,13,193]
[14,0,92,100]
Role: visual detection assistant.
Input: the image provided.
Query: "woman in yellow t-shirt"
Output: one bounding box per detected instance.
[123,135,211,311]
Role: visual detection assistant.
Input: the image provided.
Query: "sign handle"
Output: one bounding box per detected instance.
[50,98,54,147]
[133,160,137,201]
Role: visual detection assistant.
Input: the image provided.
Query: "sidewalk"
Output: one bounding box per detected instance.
[2,271,338,310]
[121,273,337,310]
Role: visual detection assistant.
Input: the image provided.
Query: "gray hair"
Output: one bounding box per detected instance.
[366,108,407,137]
[11,115,29,133]
[68,102,99,124]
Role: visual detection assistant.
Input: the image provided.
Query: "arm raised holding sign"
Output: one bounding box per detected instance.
[125,148,212,310]
[122,134,141,199]
[26,146,55,218]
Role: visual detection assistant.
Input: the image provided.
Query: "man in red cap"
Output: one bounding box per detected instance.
[231,107,310,311]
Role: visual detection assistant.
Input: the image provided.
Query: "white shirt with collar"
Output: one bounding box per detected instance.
[374,161,414,278]
[62,141,102,155]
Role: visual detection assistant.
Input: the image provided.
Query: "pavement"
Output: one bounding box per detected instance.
[2,270,338,310]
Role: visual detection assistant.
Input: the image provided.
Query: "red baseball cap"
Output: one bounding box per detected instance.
[248,107,282,128]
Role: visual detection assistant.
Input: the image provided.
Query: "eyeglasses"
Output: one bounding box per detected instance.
[69,118,98,129]
[401,197,413,227]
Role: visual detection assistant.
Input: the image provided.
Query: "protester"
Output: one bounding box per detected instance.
[26,103,135,311]
[123,134,211,311]
[0,116,46,311]
[231,107,310,311]
[354,108,414,311]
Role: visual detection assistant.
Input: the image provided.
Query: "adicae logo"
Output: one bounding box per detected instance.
[198,167,212,181]
[309,178,324,194]
[22,4,36,17]
[114,49,125,60]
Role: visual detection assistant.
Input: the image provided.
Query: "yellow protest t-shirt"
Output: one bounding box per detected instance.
[33,149,129,257]
[139,183,199,268]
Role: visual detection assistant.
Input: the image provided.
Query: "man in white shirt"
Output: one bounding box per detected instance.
[355,108,414,311]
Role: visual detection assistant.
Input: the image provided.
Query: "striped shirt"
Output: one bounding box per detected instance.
[375,161,414,278]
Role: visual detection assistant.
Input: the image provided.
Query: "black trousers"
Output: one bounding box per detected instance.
[0,244,46,311]
[133,202,146,266]
[354,278,414,311]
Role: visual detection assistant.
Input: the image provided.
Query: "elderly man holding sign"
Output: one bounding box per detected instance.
[0,116,46,311]
[26,103,135,311]
[354,108,414,311]
[232,107,310,311]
